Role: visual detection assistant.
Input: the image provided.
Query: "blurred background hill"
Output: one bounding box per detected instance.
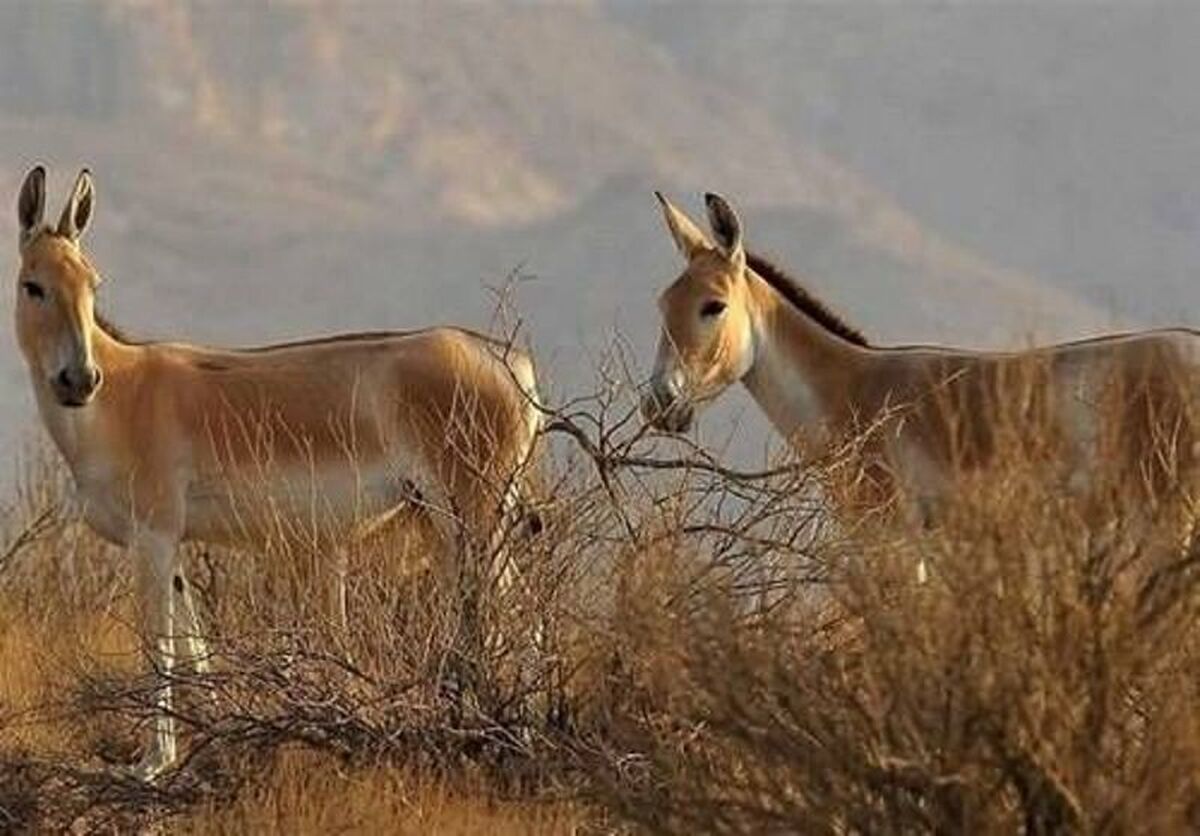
[1,1,1195,462]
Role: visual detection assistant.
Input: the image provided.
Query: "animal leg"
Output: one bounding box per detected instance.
[487,483,523,600]
[173,570,210,675]
[332,545,350,637]
[488,482,550,726]
[131,530,180,782]
[906,493,939,585]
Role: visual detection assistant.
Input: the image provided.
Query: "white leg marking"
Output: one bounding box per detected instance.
[174,569,210,676]
[132,531,180,781]
[333,545,350,636]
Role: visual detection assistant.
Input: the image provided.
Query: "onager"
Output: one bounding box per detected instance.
[643,192,1199,562]
[13,166,542,780]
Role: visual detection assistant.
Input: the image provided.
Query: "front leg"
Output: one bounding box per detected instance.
[173,569,210,676]
[131,529,181,781]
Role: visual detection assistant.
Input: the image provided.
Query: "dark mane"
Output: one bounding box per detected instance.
[745,251,869,347]
[95,312,140,345]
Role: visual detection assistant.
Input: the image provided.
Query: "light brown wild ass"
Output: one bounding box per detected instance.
[14,166,542,780]
[644,192,1200,558]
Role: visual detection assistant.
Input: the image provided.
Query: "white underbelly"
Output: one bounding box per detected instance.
[183,459,431,547]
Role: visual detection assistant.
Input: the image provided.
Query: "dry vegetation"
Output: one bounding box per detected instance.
[1,350,1200,834]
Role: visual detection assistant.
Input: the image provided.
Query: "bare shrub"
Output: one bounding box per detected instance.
[583,360,1200,835]
[2,333,1200,833]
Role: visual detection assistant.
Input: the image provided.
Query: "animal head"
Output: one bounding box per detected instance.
[642,191,756,432]
[14,166,103,407]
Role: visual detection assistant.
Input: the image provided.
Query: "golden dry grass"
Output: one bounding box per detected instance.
[174,749,581,835]
[1,363,1200,833]
[0,507,586,833]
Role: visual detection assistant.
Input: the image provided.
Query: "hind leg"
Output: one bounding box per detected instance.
[331,545,350,637]
[486,481,552,728]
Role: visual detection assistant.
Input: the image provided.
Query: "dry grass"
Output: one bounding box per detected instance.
[1,357,1199,834]
[174,749,581,835]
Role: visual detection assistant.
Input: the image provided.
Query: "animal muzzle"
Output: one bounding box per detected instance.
[641,378,695,433]
[52,363,102,407]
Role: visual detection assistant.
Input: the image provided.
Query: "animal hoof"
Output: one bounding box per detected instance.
[127,750,174,783]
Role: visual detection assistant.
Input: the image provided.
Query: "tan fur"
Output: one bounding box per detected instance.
[13,168,542,779]
[646,193,1199,518]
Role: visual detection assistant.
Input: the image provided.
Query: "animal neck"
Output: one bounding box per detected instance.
[90,313,140,363]
[739,269,868,446]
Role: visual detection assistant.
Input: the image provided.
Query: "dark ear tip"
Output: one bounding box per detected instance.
[705,193,735,215]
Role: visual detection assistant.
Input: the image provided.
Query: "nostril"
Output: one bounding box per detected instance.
[56,368,71,389]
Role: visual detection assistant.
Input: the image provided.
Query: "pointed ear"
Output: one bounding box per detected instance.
[655,191,710,259]
[57,168,95,241]
[17,165,46,245]
[704,192,745,271]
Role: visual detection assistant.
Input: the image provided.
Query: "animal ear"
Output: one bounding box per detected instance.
[655,191,710,259]
[17,165,46,245]
[704,192,745,270]
[57,168,95,241]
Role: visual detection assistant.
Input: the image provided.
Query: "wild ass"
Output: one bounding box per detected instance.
[13,166,542,780]
[643,192,1199,551]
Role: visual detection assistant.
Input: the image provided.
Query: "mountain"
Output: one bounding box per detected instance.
[0,2,1105,463]
[611,1,1200,327]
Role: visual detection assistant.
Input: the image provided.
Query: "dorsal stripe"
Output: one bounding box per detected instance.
[746,250,869,347]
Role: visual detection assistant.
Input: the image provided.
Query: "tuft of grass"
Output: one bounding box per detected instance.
[1,359,1199,833]
[175,748,582,835]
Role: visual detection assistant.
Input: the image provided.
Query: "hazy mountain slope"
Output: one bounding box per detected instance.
[0,1,1104,464]
[612,1,1200,327]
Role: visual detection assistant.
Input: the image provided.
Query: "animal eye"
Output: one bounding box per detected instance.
[21,281,45,301]
[700,300,727,318]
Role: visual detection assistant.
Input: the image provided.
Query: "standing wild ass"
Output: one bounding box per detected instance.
[643,192,1199,548]
[13,166,542,780]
